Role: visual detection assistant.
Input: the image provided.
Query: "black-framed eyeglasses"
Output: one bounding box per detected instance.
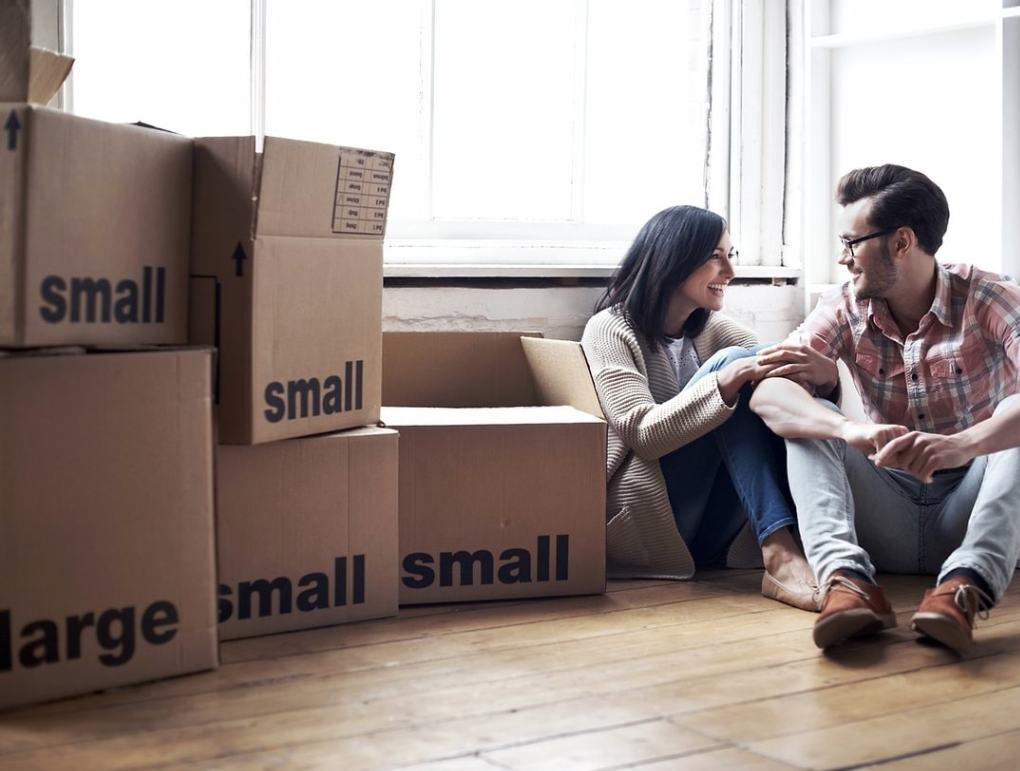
[839,228,897,259]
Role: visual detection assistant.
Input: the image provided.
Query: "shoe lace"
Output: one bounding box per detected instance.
[954,584,993,625]
[825,575,870,601]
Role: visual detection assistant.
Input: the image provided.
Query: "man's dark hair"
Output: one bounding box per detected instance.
[836,164,950,255]
[596,205,726,348]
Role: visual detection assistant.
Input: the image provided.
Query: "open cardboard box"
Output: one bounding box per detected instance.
[189,137,394,445]
[0,6,192,348]
[382,332,607,605]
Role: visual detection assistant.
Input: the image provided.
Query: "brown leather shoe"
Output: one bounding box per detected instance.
[761,570,822,612]
[812,570,896,649]
[910,576,992,655]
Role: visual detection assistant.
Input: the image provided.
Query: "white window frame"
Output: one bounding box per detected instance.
[54,0,795,278]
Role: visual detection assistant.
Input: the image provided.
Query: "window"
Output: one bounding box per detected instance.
[64,1,790,272]
[69,0,250,137]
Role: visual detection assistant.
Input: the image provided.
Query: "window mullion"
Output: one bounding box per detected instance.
[569,0,589,223]
[706,0,731,217]
[250,0,266,146]
[425,0,437,222]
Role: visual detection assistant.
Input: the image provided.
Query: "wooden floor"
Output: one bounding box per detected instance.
[3,572,1020,770]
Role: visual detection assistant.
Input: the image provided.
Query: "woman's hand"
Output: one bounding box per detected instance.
[716,356,781,406]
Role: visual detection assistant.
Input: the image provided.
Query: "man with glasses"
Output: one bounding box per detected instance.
[749,164,1020,654]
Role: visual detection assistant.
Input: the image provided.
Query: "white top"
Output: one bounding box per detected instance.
[665,336,701,390]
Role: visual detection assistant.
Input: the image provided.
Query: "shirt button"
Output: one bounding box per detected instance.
[956,367,963,375]
[918,413,926,420]
[911,371,918,381]
[878,368,885,376]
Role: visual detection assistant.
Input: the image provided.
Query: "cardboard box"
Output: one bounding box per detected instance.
[0,348,218,710]
[0,12,192,348]
[189,136,393,445]
[382,332,607,605]
[0,3,74,106]
[216,427,400,640]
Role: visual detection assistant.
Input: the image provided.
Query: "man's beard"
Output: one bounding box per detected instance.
[853,242,897,300]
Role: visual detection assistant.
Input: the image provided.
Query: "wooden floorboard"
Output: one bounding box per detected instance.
[2,572,1019,770]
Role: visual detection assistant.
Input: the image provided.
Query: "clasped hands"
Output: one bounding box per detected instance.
[753,341,976,483]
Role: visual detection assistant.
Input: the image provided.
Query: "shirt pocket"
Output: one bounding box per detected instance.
[926,343,979,390]
[854,349,903,380]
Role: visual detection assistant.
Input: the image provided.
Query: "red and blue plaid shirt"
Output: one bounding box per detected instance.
[800,262,1020,435]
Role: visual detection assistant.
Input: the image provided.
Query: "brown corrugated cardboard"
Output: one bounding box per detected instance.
[0,107,192,348]
[190,136,393,445]
[0,1,31,103]
[382,332,607,605]
[216,427,399,640]
[28,47,73,105]
[0,348,218,710]
[0,3,73,106]
[520,336,604,418]
[0,8,190,348]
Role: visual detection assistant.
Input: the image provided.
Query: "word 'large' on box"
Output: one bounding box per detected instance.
[216,427,399,641]
[0,42,191,348]
[382,332,608,605]
[0,348,218,710]
[189,136,394,445]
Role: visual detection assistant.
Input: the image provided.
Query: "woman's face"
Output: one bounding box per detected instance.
[670,232,737,320]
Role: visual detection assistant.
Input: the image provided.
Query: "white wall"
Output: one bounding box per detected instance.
[383,283,805,342]
[804,1,1015,286]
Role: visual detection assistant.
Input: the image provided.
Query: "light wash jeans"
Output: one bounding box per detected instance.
[786,396,1020,602]
[661,346,797,566]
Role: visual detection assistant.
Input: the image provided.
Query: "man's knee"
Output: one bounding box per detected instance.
[813,397,845,417]
[993,394,1020,416]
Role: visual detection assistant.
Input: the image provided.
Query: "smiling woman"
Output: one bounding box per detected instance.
[580,205,819,610]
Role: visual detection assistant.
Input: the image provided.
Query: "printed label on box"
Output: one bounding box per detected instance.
[332,149,395,237]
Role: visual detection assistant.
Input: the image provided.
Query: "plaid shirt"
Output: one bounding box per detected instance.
[799,262,1020,435]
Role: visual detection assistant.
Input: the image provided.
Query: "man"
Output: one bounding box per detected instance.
[750,164,1020,653]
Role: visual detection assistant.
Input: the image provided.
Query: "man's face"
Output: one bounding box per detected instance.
[837,197,897,300]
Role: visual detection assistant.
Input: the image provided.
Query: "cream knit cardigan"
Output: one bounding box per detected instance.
[581,307,763,579]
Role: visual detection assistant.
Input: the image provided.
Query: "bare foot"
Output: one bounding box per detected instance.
[761,528,816,587]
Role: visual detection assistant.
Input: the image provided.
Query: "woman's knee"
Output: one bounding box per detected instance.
[705,345,755,370]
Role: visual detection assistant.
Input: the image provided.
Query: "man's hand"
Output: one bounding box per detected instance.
[757,341,839,394]
[872,431,977,483]
[838,421,910,457]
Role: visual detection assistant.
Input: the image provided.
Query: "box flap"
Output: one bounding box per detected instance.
[256,137,394,240]
[521,336,604,418]
[29,47,73,104]
[381,405,602,428]
[0,1,30,102]
[383,331,542,408]
[192,136,258,252]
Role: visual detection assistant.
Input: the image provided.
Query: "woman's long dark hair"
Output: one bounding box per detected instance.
[596,205,727,349]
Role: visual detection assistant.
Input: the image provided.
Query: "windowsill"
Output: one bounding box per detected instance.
[383,263,802,280]
[383,240,802,280]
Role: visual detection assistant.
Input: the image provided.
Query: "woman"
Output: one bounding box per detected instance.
[580,205,818,610]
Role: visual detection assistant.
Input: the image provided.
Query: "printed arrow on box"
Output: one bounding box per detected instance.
[232,242,247,277]
[4,112,21,150]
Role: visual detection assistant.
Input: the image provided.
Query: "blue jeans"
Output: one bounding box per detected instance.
[787,396,1020,603]
[660,346,797,566]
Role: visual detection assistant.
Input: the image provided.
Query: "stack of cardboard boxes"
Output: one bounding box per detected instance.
[1,4,608,712]
[0,18,218,709]
[192,135,401,642]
